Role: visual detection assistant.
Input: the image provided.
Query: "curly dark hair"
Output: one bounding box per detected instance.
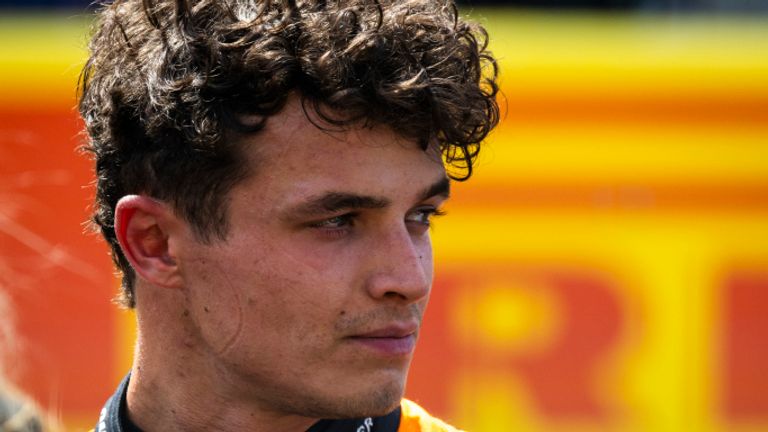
[79,0,499,307]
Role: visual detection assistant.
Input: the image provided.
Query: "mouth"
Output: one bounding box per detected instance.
[347,322,419,357]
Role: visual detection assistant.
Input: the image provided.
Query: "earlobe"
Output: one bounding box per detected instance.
[115,195,183,288]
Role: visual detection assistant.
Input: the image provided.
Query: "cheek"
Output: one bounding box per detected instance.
[417,236,435,275]
[271,240,329,273]
[270,236,366,284]
[180,253,250,354]
[190,242,339,352]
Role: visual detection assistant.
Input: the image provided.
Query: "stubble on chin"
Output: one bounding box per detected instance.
[273,377,405,420]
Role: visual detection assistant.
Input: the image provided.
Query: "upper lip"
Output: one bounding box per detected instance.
[350,322,419,338]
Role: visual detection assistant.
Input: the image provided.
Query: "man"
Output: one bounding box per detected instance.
[79,0,498,430]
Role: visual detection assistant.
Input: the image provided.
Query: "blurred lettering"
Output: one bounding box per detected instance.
[723,270,768,419]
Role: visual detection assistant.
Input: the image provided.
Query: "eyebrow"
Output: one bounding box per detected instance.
[287,176,450,218]
[419,177,450,201]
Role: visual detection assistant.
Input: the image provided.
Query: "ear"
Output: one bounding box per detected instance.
[115,195,183,289]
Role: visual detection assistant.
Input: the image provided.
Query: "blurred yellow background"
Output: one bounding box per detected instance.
[1,8,767,432]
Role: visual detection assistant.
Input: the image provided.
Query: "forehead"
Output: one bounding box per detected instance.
[232,98,446,203]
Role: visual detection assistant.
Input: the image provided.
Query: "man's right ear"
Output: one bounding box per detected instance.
[114,195,183,289]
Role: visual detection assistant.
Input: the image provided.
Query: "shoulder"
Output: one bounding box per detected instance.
[398,399,464,432]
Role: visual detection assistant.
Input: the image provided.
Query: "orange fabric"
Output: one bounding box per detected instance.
[398,399,462,432]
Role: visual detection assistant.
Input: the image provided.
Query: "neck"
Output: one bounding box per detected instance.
[126,288,318,432]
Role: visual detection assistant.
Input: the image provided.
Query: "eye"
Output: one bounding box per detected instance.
[307,213,356,239]
[309,214,354,229]
[405,207,446,227]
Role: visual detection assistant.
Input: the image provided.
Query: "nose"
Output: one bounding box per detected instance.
[364,226,432,303]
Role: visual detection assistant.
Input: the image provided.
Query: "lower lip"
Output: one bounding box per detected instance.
[349,334,416,356]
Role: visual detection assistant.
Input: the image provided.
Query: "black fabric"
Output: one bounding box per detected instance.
[305,408,401,432]
[95,374,131,432]
[95,373,401,432]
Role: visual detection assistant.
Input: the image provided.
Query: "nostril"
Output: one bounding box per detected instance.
[383,291,408,300]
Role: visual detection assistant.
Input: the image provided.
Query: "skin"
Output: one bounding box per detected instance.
[114,97,450,432]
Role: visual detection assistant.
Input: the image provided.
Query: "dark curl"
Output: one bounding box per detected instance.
[79,0,499,307]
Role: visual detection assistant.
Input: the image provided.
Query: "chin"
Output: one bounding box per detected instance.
[334,379,405,418]
[287,377,406,419]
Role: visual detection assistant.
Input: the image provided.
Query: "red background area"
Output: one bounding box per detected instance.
[0,109,115,418]
[408,267,624,421]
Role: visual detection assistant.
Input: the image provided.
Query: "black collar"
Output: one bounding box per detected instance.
[96,374,401,432]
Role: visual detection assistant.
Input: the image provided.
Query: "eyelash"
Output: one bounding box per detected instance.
[406,207,447,227]
[309,213,357,230]
[308,207,446,238]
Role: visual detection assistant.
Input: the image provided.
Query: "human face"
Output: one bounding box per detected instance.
[173,99,449,419]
